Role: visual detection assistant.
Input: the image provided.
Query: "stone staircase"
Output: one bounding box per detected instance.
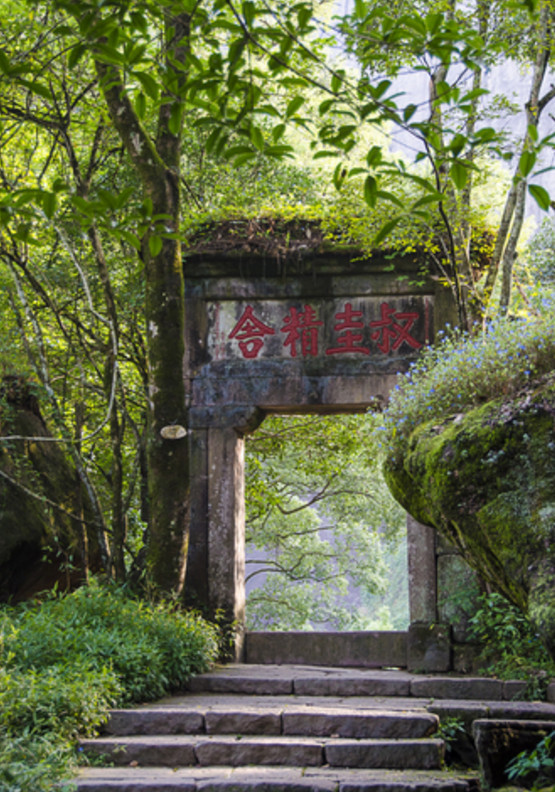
[77,665,555,791]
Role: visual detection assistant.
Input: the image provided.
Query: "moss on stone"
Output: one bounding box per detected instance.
[384,377,555,658]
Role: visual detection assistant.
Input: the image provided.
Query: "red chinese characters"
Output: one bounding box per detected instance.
[325,302,370,356]
[369,302,422,354]
[281,305,323,358]
[228,305,275,359]
[228,301,423,359]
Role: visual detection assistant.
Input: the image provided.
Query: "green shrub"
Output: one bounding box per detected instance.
[380,304,555,464]
[468,593,555,698]
[506,730,555,790]
[0,581,219,792]
[0,734,77,792]
[2,580,219,702]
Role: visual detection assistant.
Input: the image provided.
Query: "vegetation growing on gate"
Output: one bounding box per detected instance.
[379,300,555,466]
[0,581,218,792]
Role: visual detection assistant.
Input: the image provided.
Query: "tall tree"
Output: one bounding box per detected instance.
[1,0,331,597]
[329,0,555,328]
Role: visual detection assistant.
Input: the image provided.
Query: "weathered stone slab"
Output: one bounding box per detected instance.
[473,718,555,789]
[411,677,504,700]
[245,631,407,669]
[282,709,438,739]
[503,679,528,700]
[81,736,196,766]
[194,735,325,767]
[106,709,204,735]
[293,676,411,697]
[324,738,444,769]
[76,766,480,792]
[407,624,451,674]
[188,673,293,695]
[205,709,281,735]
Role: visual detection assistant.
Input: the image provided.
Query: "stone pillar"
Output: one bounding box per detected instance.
[406,514,452,672]
[407,514,437,623]
[207,426,246,660]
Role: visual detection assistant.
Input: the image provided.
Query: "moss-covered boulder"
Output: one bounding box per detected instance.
[384,376,555,659]
[0,377,101,600]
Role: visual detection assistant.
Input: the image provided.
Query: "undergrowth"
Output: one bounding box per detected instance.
[469,593,555,699]
[0,580,218,792]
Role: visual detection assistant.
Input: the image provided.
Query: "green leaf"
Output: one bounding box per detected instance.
[449,134,467,157]
[519,150,537,178]
[373,216,402,247]
[331,70,345,93]
[450,160,468,190]
[135,92,147,119]
[41,191,57,220]
[333,162,347,190]
[134,71,159,101]
[169,103,183,136]
[272,123,286,142]
[376,190,404,208]
[403,104,417,122]
[242,0,256,26]
[366,145,382,168]
[249,125,265,151]
[528,183,551,211]
[19,78,51,100]
[119,230,141,250]
[319,99,335,116]
[286,96,305,118]
[223,144,254,160]
[148,235,163,257]
[363,174,377,208]
[265,144,294,158]
[312,150,340,160]
[0,51,11,74]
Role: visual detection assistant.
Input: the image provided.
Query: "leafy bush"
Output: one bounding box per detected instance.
[380,304,555,464]
[506,730,555,790]
[3,582,219,702]
[468,593,555,698]
[0,581,218,792]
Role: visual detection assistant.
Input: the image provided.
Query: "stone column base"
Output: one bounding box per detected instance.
[408,622,452,672]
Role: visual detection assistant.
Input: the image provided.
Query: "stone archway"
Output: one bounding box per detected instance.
[183,247,456,663]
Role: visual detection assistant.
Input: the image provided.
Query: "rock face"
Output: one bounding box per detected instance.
[383,377,555,659]
[0,377,100,600]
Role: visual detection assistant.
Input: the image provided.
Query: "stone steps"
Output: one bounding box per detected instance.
[104,703,439,738]
[75,663,555,791]
[77,766,480,791]
[81,733,445,769]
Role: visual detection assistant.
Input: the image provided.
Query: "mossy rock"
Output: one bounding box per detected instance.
[384,377,555,658]
[0,377,101,600]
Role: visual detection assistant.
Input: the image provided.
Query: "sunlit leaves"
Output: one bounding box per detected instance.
[528,183,551,211]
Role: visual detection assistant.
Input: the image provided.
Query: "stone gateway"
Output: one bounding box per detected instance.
[182,246,459,664]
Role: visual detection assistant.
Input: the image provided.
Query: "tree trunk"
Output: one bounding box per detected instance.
[92,11,192,595]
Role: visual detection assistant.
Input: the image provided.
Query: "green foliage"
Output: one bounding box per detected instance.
[0,581,218,791]
[2,580,219,702]
[506,730,555,790]
[468,593,555,697]
[245,414,407,630]
[380,302,555,465]
[436,716,468,760]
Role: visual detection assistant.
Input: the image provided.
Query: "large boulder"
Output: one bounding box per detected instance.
[0,377,102,600]
[384,375,555,659]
